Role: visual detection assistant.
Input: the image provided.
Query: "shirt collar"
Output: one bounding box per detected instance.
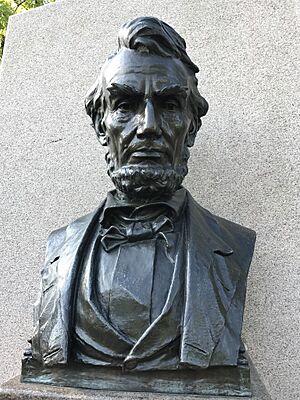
[100,187,187,225]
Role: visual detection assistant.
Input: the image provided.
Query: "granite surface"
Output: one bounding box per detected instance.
[0,1,299,399]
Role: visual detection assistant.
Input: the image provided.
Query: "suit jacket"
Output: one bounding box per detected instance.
[31,191,256,369]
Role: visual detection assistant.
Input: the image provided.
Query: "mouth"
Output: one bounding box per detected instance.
[123,143,172,166]
[131,148,163,159]
[129,145,167,161]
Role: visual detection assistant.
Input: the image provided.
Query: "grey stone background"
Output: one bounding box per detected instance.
[0,0,299,399]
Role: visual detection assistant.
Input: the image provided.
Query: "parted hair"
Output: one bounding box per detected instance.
[85,17,208,146]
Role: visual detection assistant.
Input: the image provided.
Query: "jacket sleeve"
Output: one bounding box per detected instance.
[31,226,67,361]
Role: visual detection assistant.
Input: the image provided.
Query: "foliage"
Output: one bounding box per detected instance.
[0,0,56,61]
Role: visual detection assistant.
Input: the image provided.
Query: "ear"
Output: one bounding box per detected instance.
[94,114,108,146]
[186,120,199,147]
[97,133,108,146]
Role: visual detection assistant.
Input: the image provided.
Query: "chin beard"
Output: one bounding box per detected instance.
[109,164,188,200]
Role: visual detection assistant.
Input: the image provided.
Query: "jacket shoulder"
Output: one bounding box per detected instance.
[210,212,256,274]
[187,192,256,271]
[213,213,256,251]
[44,209,99,265]
[214,215,256,269]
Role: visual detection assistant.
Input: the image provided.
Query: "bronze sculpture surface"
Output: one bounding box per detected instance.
[22,17,256,397]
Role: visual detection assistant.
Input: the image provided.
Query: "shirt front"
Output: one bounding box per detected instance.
[73,188,186,367]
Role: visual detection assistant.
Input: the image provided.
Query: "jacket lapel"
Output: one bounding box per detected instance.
[180,193,239,368]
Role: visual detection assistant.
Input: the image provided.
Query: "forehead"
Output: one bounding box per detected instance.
[101,49,190,93]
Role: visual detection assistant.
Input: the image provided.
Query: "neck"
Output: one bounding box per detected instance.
[115,189,175,206]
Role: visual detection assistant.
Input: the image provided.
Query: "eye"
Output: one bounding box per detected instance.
[116,100,136,112]
[163,98,180,111]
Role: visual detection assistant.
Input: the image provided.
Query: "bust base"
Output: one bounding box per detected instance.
[18,354,252,397]
[0,364,271,400]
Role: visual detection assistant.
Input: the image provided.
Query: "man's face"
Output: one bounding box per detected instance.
[101,49,194,173]
[98,48,195,199]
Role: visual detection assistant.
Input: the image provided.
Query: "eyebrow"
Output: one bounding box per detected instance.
[106,83,188,99]
[107,83,142,98]
[155,85,188,98]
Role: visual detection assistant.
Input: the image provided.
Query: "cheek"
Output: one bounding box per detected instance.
[104,113,123,133]
[103,113,138,157]
[174,115,188,132]
[105,112,138,134]
[163,113,190,142]
[163,110,189,128]
[103,114,122,151]
[168,115,191,162]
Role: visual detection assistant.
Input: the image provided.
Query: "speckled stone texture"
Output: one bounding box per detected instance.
[0,1,299,399]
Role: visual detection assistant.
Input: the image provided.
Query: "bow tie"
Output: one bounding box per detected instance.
[99,215,174,252]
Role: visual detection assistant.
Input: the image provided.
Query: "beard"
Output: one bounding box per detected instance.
[106,138,191,200]
[108,163,188,200]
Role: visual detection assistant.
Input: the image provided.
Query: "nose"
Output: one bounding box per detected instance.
[137,100,160,138]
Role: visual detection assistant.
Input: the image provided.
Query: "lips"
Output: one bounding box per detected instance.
[131,148,163,159]
[123,143,172,165]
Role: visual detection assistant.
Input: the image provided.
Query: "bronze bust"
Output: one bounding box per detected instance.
[22,17,256,396]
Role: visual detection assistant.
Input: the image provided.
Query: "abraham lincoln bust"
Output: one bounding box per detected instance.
[22,17,256,395]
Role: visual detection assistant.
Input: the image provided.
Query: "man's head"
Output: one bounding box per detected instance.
[85,17,208,200]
